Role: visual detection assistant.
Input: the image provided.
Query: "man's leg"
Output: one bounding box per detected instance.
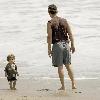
[58,66,65,90]
[65,64,76,89]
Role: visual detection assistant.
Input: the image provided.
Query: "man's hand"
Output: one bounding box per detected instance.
[48,49,52,58]
[70,45,75,53]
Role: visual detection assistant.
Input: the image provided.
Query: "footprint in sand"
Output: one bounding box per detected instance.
[37,89,51,91]
[74,91,82,93]
[72,89,82,94]
[21,96,28,100]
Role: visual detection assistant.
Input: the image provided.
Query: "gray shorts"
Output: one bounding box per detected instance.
[52,41,71,67]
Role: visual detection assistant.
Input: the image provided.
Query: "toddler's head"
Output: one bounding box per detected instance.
[7,54,15,64]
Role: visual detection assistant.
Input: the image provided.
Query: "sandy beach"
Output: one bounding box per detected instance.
[0,78,100,100]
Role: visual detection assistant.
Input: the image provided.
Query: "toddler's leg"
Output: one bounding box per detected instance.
[9,81,13,90]
[13,80,16,90]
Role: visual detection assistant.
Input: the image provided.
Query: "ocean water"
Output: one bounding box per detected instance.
[0,0,100,80]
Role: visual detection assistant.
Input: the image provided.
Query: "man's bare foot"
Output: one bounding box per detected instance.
[58,87,65,90]
[72,84,76,89]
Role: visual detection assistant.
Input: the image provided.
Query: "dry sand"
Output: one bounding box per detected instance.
[0,78,100,100]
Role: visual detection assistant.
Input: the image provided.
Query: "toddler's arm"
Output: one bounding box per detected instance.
[5,72,8,77]
[4,67,8,77]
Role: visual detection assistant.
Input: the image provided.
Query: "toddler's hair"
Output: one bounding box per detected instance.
[7,54,15,61]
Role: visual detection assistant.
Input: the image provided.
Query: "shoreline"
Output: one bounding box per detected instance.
[0,78,100,100]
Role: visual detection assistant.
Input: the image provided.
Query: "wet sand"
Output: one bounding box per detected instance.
[0,78,100,100]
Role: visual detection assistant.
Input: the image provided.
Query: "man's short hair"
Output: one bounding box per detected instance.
[48,4,58,14]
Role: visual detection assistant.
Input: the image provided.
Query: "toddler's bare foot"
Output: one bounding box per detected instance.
[9,83,13,90]
[12,87,16,90]
[10,86,13,90]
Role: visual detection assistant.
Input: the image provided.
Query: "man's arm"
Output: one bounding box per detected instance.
[65,20,75,53]
[47,21,52,57]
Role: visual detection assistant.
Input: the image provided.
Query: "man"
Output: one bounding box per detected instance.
[47,4,76,90]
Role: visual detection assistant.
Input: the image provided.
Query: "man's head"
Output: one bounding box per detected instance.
[48,4,58,15]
